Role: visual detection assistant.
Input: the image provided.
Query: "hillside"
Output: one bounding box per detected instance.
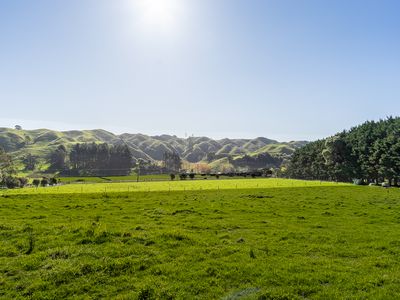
[0,127,307,172]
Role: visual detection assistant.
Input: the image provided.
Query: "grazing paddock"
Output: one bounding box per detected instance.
[2,178,347,196]
[0,180,399,299]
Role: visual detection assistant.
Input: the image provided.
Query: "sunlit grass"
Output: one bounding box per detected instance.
[1,184,399,298]
[1,178,349,196]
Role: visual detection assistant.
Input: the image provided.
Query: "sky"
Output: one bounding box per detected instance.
[1,0,399,141]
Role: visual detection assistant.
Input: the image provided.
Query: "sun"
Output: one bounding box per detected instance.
[131,0,185,35]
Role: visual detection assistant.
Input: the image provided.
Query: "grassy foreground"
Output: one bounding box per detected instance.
[1,180,400,299]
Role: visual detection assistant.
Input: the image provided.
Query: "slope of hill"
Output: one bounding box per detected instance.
[0,127,307,172]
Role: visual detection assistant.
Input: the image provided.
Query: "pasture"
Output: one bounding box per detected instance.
[2,178,346,195]
[1,179,400,299]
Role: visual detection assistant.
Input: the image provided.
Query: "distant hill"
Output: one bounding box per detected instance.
[0,127,308,172]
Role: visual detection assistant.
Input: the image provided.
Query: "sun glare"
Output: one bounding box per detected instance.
[131,0,184,35]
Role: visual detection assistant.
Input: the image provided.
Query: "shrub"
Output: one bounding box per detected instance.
[32,179,40,187]
[49,177,58,186]
[4,177,20,189]
[170,174,175,181]
[40,178,49,187]
[18,177,28,187]
[189,173,195,180]
[179,173,187,180]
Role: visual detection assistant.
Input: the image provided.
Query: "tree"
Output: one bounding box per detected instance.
[69,143,133,176]
[3,177,20,188]
[170,174,176,181]
[15,125,22,130]
[49,177,58,186]
[18,177,28,187]
[287,117,400,183]
[24,135,32,145]
[108,144,133,176]
[389,137,400,186]
[263,169,273,177]
[163,152,181,173]
[49,145,67,171]
[322,134,356,182]
[32,179,40,187]
[41,178,49,187]
[0,147,15,185]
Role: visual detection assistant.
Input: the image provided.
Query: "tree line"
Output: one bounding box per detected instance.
[50,142,134,176]
[162,151,182,173]
[287,117,400,185]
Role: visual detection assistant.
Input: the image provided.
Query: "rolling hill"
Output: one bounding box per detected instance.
[0,127,307,173]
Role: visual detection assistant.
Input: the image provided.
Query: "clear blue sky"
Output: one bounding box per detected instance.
[1,0,399,141]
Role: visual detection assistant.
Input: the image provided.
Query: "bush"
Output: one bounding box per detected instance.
[49,177,58,186]
[170,174,175,181]
[4,177,21,189]
[41,178,49,187]
[18,177,28,187]
[189,173,195,180]
[32,179,40,187]
[179,173,187,180]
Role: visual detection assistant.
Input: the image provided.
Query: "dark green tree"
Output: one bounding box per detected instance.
[0,147,15,185]
[163,152,181,173]
[69,143,133,176]
[287,117,400,184]
[49,145,67,171]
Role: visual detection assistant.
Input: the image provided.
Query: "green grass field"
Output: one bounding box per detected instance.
[2,178,346,196]
[1,179,400,299]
